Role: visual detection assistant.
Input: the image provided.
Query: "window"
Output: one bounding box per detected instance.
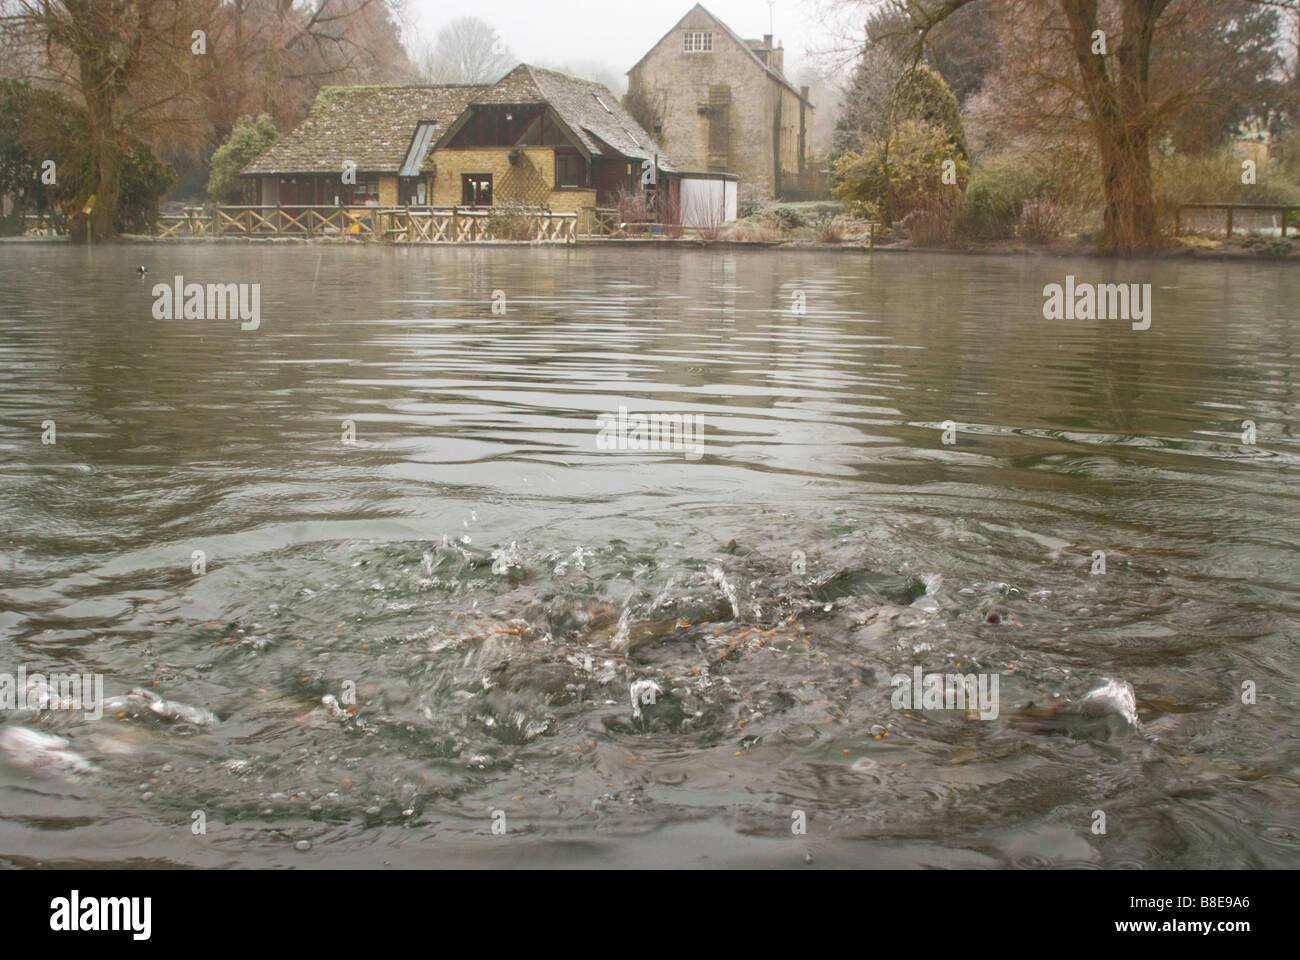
[348,176,380,206]
[461,173,492,206]
[684,31,712,52]
[555,153,587,188]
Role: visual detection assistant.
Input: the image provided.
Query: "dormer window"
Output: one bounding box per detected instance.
[684,31,712,52]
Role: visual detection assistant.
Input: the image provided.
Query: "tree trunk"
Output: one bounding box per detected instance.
[88,128,119,242]
[81,74,119,242]
[1095,117,1158,252]
[1061,0,1169,253]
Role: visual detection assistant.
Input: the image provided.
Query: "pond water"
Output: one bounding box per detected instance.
[0,243,1296,868]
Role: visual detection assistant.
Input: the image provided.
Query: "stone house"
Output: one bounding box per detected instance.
[626,3,814,199]
[241,66,676,218]
[429,64,675,214]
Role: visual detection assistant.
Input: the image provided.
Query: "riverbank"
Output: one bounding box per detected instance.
[6,232,1296,261]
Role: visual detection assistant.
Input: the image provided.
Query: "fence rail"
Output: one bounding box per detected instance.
[1176,202,1300,238]
[151,205,578,243]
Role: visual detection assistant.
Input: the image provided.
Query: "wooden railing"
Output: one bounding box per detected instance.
[1176,202,1300,238]
[20,213,65,236]
[153,205,577,243]
[589,207,620,236]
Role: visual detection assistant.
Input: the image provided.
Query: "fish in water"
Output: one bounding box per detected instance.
[1009,679,1143,740]
[0,726,95,776]
[101,688,217,726]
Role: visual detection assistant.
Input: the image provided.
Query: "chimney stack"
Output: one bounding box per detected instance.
[763,33,773,48]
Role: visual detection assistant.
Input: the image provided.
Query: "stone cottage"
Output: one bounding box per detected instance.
[626,3,813,199]
[428,64,675,214]
[242,66,676,217]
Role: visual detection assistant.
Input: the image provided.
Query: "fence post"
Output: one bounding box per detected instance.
[1226,207,1233,238]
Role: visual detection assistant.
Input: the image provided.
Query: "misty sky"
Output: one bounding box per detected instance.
[400,0,861,90]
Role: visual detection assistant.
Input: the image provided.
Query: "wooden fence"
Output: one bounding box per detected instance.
[1176,202,1300,238]
[151,205,578,243]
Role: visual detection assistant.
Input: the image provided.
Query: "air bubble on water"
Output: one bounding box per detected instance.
[295,840,311,852]
[1079,678,1140,728]
[610,607,632,651]
[709,564,740,620]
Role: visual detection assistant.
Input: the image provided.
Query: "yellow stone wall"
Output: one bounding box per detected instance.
[431,147,594,211]
[547,188,598,213]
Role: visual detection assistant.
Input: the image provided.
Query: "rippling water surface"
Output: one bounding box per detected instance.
[0,244,1297,868]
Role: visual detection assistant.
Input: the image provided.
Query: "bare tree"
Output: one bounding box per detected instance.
[414,16,514,84]
[0,0,210,240]
[852,0,1299,253]
[0,0,410,237]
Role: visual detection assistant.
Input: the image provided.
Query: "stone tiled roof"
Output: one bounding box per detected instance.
[244,67,675,176]
[243,84,484,175]
[436,64,675,169]
[523,66,675,170]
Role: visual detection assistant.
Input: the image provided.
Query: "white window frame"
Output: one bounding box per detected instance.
[684,31,713,52]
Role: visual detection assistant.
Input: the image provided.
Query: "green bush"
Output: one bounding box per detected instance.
[833,118,967,224]
[766,207,805,230]
[484,201,539,240]
[1243,234,1294,258]
[115,147,177,234]
[207,115,277,204]
[957,178,1020,241]
[955,150,1092,243]
[736,182,768,219]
